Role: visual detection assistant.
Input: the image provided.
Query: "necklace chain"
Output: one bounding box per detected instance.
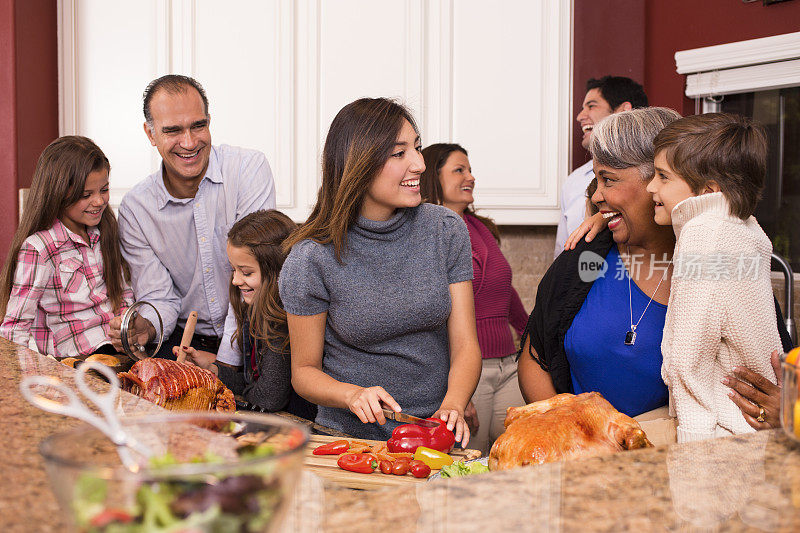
[625,245,671,343]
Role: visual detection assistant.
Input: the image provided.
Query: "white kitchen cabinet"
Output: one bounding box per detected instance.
[58,0,572,224]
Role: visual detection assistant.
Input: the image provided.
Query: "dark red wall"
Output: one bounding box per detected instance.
[0,0,18,261]
[572,0,646,171]
[572,0,800,172]
[644,0,800,116]
[0,0,57,261]
[15,0,58,189]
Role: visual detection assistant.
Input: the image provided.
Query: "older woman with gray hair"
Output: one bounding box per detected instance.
[518,107,681,420]
[530,108,795,436]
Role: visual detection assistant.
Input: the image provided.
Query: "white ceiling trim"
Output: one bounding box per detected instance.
[675,31,800,74]
[685,58,800,98]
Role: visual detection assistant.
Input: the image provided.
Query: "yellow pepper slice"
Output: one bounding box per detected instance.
[794,400,800,440]
[414,446,453,469]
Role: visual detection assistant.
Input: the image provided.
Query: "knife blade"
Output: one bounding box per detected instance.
[381,409,440,428]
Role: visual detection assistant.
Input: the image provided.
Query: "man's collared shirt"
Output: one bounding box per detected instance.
[554,159,595,259]
[0,219,134,358]
[118,144,276,365]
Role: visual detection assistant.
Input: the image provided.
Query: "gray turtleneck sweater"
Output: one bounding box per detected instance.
[278,203,473,439]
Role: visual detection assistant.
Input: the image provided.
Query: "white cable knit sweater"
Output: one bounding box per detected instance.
[661,192,780,443]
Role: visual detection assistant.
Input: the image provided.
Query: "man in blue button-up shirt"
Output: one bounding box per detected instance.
[110,75,275,366]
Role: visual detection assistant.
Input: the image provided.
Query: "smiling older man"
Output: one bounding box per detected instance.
[109,74,275,363]
[554,76,648,258]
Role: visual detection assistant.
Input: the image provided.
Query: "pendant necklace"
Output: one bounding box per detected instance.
[625,246,671,346]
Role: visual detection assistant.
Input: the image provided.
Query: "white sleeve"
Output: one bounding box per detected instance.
[236,151,276,217]
[117,201,182,338]
[554,182,569,258]
[216,302,243,365]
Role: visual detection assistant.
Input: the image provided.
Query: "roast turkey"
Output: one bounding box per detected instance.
[118,359,236,412]
[488,392,652,471]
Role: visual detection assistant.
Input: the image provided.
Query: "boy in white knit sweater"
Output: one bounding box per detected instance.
[646,113,782,443]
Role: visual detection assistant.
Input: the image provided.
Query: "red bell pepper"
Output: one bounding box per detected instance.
[386,418,455,454]
[337,453,378,474]
[312,439,350,455]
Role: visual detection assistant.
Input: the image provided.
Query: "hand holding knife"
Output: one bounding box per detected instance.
[381,408,440,428]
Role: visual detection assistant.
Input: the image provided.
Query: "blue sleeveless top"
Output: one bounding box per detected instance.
[564,246,669,417]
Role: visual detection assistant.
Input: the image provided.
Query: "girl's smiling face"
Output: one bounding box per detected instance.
[61,168,110,238]
[227,242,262,305]
[647,151,697,225]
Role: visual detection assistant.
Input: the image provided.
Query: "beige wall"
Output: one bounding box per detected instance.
[498,225,557,315]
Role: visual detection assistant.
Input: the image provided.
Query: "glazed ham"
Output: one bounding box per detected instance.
[489,392,652,471]
[119,359,236,412]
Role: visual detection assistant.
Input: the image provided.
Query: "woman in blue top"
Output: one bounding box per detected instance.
[518,107,681,418]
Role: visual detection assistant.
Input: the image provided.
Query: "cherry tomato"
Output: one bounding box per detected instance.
[391,460,410,475]
[379,460,393,474]
[409,461,431,479]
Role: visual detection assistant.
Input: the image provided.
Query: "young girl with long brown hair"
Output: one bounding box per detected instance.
[278,98,482,444]
[178,209,315,418]
[0,136,132,358]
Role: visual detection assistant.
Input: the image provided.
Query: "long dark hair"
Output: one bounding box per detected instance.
[0,136,129,318]
[228,210,297,353]
[282,97,418,262]
[420,143,500,242]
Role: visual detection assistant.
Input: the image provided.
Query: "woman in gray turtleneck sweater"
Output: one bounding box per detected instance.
[279,98,482,444]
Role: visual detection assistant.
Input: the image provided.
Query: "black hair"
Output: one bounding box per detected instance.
[143,74,209,125]
[586,76,648,110]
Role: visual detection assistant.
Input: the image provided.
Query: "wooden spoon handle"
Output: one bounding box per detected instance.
[176,311,198,363]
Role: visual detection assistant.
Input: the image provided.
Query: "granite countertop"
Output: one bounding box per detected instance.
[3,338,800,532]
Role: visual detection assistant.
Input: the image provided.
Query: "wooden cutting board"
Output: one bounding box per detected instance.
[304,434,481,490]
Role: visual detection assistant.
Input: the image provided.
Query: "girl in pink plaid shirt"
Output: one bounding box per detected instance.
[0,136,133,359]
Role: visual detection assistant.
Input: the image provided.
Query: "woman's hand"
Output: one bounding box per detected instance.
[724,350,782,429]
[172,346,218,371]
[434,406,470,448]
[345,386,401,425]
[564,212,606,251]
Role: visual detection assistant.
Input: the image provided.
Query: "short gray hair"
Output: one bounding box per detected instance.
[589,107,681,180]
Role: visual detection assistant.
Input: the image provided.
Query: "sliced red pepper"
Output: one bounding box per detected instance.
[386,418,455,454]
[312,439,350,455]
[337,453,378,474]
[89,509,134,527]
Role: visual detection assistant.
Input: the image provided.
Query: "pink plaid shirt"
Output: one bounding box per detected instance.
[0,219,133,358]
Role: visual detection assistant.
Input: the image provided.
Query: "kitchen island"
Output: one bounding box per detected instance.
[2,338,800,532]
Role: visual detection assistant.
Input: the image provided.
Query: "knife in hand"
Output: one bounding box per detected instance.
[381,409,440,428]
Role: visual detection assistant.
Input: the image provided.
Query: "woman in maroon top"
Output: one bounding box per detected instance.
[421,143,528,453]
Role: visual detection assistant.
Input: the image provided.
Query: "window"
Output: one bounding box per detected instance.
[719,87,800,270]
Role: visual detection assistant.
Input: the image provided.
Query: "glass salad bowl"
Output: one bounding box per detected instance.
[39,411,309,532]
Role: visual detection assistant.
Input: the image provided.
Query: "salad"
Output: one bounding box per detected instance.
[72,430,302,533]
[438,459,489,479]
